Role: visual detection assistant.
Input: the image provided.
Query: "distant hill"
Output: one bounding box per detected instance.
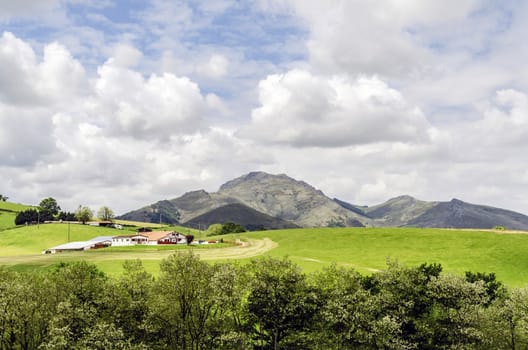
[362,195,437,227]
[406,198,528,230]
[119,172,528,230]
[117,199,182,224]
[184,203,299,231]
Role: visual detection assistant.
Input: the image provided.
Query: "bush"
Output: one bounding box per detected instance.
[14,209,39,225]
[220,222,246,235]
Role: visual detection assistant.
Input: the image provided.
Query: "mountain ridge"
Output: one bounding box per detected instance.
[118,172,528,230]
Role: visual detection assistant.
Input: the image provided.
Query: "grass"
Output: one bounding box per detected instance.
[0,201,33,212]
[233,228,528,287]
[0,201,33,231]
[2,224,528,287]
[0,211,17,231]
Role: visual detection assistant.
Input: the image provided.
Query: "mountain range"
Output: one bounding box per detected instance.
[118,171,528,230]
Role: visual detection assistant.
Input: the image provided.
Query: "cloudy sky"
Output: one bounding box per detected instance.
[1,0,527,215]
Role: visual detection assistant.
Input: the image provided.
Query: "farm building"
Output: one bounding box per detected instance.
[111,231,188,246]
[143,231,187,245]
[44,236,112,254]
[111,234,148,246]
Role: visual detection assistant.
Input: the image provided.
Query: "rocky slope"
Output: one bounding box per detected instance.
[216,172,367,227]
[184,203,299,231]
[363,195,438,227]
[406,198,528,230]
[119,172,528,230]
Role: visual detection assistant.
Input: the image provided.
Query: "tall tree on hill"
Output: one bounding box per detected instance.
[39,197,61,221]
[97,206,115,221]
[0,194,7,201]
[75,206,93,224]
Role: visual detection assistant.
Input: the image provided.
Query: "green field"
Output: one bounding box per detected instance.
[233,228,528,286]
[0,201,32,231]
[2,221,528,287]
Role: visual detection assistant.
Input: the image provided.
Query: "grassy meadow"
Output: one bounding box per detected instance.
[232,228,528,286]
[2,215,528,286]
[0,201,31,231]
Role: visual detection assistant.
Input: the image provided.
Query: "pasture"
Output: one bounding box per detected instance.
[1,222,528,286]
[0,201,31,231]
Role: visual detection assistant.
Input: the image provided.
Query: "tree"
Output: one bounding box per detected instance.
[220,222,246,234]
[75,206,93,224]
[57,211,76,221]
[0,194,8,201]
[39,197,61,217]
[149,252,242,349]
[245,257,318,349]
[97,206,115,221]
[185,234,194,245]
[0,268,55,350]
[206,223,223,236]
[14,209,39,225]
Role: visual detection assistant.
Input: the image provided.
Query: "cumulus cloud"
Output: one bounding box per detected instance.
[0,32,87,105]
[0,32,224,212]
[0,32,87,166]
[92,59,207,140]
[2,2,528,217]
[259,0,478,77]
[242,69,431,147]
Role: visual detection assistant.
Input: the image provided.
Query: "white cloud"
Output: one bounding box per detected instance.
[259,0,479,77]
[197,54,229,79]
[242,69,431,147]
[2,2,528,218]
[0,32,229,212]
[111,43,143,68]
[0,32,41,104]
[90,58,207,140]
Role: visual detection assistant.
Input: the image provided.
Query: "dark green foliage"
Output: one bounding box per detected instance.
[39,197,61,219]
[14,208,39,225]
[326,216,346,227]
[57,211,76,221]
[465,271,505,304]
[221,222,246,234]
[3,256,528,349]
[245,257,319,349]
[0,195,7,201]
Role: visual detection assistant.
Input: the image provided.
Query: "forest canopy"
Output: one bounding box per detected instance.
[0,253,527,349]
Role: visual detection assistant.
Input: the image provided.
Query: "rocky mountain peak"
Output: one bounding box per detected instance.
[219,171,309,192]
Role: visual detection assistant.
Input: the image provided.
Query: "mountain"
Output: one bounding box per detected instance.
[118,199,182,224]
[406,198,528,230]
[119,172,369,228]
[216,172,367,227]
[184,203,299,231]
[362,195,437,227]
[119,172,528,230]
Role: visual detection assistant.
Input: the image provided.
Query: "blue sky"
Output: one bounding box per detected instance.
[1,0,528,215]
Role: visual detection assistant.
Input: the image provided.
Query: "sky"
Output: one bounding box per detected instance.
[1,0,528,215]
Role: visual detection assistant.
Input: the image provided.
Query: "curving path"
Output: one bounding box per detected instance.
[0,238,278,266]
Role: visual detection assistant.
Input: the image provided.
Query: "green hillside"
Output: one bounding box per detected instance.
[234,227,528,286]
[2,225,528,286]
[0,201,32,231]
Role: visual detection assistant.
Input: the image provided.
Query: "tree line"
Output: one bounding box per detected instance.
[1,253,528,349]
[14,197,114,225]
